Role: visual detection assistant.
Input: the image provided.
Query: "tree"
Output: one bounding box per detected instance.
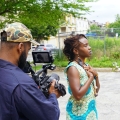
[31,25,58,41]
[88,24,102,36]
[90,24,100,31]
[108,14,120,28]
[108,14,120,37]
[0,0,96,40]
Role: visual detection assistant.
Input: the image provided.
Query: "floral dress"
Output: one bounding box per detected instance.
[64,62,98,120]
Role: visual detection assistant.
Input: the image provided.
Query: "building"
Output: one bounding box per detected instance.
[41,15,90,49]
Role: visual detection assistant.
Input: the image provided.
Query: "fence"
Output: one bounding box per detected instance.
[86,28,120,38]
[58,28,120,39]
[57,28,120,59]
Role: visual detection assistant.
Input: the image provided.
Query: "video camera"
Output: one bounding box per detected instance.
[23,50,66,98]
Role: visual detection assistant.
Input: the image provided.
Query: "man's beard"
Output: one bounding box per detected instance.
[18,50,27,69]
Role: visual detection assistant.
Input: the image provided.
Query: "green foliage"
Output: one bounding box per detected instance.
[88,24,102,36]
[31,37,120,68]
[31,25,58,41]
[86,57,113,68]
[0,0,96,39]
[52,37,120,68]
[32,64,42,71]
[55,50,67,61]
[54,60,68,67]
[108,14,120,28]
[108,14,120,36]
[111,51,120,59]
[90,24,100,31]
[112,62,119,71]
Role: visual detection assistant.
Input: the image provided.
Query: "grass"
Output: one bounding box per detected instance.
[30,37,120,69]
[53,58,120,68]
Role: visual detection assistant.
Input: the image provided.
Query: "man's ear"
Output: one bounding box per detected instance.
[17,43,24,54]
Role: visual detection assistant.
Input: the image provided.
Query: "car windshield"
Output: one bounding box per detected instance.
[38,45,44,48]
[40,44,44,46]
[46,44,53,47]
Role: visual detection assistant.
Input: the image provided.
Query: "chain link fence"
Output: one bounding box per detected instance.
[86,28,120,38]
[57,28,120,59]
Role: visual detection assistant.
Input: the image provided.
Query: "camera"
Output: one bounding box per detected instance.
[23,50,66,98]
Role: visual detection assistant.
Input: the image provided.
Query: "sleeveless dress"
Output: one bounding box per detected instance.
[64,62,98,120]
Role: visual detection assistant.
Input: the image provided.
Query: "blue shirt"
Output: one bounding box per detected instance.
[0,59,60,120]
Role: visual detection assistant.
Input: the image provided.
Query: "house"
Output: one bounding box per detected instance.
[41,15,90,49]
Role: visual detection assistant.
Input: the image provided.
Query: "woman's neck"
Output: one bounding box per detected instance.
[73,57,86,67]
[74,57,85,63]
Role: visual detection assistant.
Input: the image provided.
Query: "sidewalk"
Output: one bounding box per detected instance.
[54,66,116,72]
[48,70,120,120]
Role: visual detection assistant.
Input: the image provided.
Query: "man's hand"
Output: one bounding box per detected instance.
[49,80,61,98]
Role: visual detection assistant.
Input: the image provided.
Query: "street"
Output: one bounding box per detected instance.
[48,70,120,120]
[27,53,120,120]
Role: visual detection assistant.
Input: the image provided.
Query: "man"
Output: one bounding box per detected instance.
[0,22,61,120]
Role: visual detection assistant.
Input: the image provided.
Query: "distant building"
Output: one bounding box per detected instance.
[60,15,89,34]
[88,20,105,28]
[41,15,90,49]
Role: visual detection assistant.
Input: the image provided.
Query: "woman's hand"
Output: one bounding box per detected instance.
[86,70,94,81]
[83,65,98,77]
[84,65,100,95]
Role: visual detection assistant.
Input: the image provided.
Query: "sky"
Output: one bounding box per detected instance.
[84,0,120,24]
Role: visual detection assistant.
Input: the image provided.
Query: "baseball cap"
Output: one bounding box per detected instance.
[1,22,39,45]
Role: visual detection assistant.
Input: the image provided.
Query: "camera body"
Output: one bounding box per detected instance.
[23,50,66,98]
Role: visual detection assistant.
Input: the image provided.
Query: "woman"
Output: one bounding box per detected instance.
[63,34,100,120]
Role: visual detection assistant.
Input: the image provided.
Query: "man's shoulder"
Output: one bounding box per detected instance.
[12,68,34,83]
[0,65,34,85]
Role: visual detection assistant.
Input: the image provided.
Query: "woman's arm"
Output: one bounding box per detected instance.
[67,66,94,100]
[95,75,100,94]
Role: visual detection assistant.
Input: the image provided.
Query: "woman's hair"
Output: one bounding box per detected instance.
[63,34,87,61]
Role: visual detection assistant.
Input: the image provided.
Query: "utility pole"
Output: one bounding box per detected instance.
[58,30,61,58]
[103,28,106,56]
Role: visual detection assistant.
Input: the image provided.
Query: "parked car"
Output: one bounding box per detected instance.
[35,44,58,58]
[32,46,37,51]
[35,44,57,51]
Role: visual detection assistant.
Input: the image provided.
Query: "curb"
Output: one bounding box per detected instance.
[52,67,120,72]
[31,64,119,72]
[94,68,113,72]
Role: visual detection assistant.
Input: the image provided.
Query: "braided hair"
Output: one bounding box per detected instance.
[63,34,87,62]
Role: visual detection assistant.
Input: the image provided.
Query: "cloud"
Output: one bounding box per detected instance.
[84,0,120,23]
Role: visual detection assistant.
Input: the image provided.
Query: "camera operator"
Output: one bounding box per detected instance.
[0,22,61,120]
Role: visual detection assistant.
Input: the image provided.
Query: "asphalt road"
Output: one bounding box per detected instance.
[27,53,120,120]
[48,70,120,120]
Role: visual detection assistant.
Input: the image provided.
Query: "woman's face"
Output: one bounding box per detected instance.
[77,37,92,58]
